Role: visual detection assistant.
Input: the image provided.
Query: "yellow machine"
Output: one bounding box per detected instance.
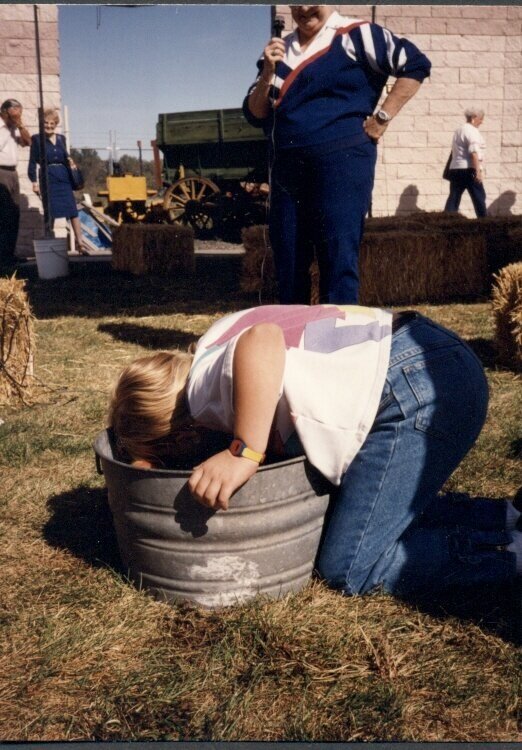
[98,175,158,223]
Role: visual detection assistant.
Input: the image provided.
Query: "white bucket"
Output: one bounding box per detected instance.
[33,238,69,280]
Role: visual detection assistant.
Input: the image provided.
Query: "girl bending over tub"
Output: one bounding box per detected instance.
[108,304,522,598]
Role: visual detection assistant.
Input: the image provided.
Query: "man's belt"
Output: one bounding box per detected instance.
[0,165,16,171]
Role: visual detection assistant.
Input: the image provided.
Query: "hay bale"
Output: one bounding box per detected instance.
[359,230,486,305]
[365,212,470,234]
[112,224,195,275]
[241,220,493,306]
[241,226,321,303]
[240,225,278,300]
[491,262,522,371]
[0,276,36,406]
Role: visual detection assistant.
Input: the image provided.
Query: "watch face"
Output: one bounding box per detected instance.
[229,439,244,457]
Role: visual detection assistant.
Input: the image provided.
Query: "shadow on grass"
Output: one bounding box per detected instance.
[401,581,521,646]
[508,438,522,460]
[43,484,123,572]
[22,257,253,320]
[98,322,198,350]
[464,337,498,369]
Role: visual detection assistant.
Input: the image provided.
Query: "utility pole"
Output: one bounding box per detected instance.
[108,130,113,176]
[137,139,143,175]
[108,130,118,175]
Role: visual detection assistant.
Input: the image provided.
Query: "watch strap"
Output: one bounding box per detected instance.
[229,438,266,464]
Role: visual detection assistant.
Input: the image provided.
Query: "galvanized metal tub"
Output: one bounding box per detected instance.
[94,429,330,608]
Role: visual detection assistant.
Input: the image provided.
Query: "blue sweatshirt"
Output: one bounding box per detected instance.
[243,13,431,150]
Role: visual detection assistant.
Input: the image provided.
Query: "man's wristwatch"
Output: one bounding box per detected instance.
[374,109,392,124]
[229,438,266,464]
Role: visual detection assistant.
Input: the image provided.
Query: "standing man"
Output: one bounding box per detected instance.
[0,99,31,269]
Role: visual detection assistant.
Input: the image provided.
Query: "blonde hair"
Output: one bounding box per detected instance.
[108,350,194,464]
[43,108,59,124]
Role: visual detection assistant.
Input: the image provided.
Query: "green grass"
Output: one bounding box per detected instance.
[0,264,520,741]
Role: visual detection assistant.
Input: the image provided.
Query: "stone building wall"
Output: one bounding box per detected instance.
[274,5,522,217]
[0,4,61,257]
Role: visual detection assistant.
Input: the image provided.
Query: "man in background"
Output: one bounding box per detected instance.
[0,99,31,269]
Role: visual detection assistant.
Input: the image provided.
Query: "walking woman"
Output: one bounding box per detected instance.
[444,107,487,218]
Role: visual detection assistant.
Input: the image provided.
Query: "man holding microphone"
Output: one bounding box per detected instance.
[244,6,431,305]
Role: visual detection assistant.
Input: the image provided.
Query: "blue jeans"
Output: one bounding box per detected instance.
[316,314,517,596]
[269,138,376,305]
[444,169,487,218]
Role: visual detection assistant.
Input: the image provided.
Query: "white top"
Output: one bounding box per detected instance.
[0,122,19,167]
[449,122,486,170]
[187,305,393,486]
[285,11,361,66]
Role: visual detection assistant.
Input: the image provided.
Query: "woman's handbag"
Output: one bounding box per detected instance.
[66,161,85,191]
[442,152,452,180]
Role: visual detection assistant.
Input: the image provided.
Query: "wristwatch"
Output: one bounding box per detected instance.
[229,438,266,464]
[374,109,392,124]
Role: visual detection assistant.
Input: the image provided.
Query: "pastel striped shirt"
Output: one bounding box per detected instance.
[187,304,392,485]
[243,12,431,149]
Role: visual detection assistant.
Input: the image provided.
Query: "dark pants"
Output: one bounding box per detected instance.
[269,139,377,304]
[0,166,20,263]
[444,169,487,218]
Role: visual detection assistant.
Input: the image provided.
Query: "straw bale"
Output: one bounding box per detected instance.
[240,225,278,300]
[366,212,470,234]
[0,276,36,406]
[112,224,195,276]
[242,221,490,306]
[359,230,488,305]
[491,262,522,371]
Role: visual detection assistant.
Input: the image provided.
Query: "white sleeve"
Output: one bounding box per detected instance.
[0,127,11,151]
[186,334,242,433]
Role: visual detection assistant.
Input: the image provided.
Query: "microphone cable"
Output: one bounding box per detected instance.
[260,16,284,305]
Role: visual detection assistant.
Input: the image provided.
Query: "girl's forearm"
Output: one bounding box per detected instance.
[232,323,286,454]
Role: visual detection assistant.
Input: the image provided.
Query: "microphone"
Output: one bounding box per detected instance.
[273,15,285,38]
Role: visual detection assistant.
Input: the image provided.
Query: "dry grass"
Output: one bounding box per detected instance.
[0,265,520,741]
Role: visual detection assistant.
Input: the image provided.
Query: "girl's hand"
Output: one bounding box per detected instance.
[188,449,259,511]
[262,37,285,78]
[32,183,40,195]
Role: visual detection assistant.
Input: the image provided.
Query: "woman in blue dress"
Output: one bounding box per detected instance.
[28,108,88,253]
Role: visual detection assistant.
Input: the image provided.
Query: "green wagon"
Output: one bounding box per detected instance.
[155,108,269,238]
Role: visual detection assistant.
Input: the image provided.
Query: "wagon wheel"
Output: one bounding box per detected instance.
[163,176,220,236]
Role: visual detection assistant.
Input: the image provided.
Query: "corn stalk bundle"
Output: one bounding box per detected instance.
[0,276,35,406]
[491,262,522,372]
[112,225,195,276]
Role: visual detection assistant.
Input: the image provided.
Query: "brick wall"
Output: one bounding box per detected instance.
[0,4,61,257]
[274,5,522,217]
